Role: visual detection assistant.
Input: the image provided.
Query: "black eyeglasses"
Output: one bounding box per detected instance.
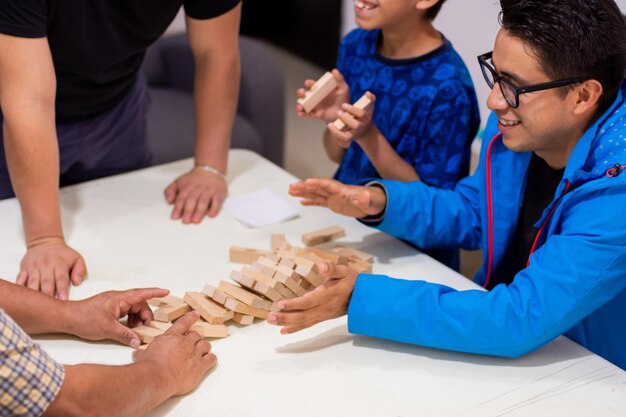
[477,51,587,108]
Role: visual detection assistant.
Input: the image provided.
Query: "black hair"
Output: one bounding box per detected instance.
[427,0,447,20]
[499,0,626,112]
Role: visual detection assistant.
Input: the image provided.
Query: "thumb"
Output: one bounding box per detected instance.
[114,322,141,349]
[317,262,350,280]
[70,256,87,286]
[164,182,177,204]
[167,311,200,335]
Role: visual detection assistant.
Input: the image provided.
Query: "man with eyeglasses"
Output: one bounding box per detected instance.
[268,0,626,370]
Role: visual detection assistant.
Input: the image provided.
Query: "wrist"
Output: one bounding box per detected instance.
[193,162,226,180]
[26,234,65,249]
[354,123,377,145]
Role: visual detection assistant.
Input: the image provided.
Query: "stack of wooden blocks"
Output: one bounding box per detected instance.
[134,226,374,349]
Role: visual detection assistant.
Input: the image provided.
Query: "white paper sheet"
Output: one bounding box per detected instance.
[223,188,299,228]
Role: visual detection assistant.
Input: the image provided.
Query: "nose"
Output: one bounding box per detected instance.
[487,83,509,111]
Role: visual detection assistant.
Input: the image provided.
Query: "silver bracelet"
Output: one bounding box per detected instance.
[194,162,226,179]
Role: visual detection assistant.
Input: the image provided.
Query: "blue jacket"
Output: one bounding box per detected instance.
[348,81,626,369]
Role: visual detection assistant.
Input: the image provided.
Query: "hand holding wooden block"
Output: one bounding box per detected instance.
[297,72,338,113]
[332,93,373,131]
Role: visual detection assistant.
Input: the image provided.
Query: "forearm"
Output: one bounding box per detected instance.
[323,128,346,163]
[193,52,239,174]
[0,279,70,334]
[3,101,63,244]
[357,126,420,181]
[44,362,172,417]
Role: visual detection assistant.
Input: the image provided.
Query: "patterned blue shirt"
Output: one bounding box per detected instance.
[334,29,481,188]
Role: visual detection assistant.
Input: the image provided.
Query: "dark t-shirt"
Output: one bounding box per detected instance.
[0,0,240,121]
[490,153,565,289]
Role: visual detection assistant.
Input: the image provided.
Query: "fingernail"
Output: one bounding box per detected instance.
[267,314,277,324]
[319,263,329,273]
[58,293,67,301]
[130,338,140,349]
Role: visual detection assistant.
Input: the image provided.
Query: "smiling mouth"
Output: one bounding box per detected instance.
[499,118,521,127]
[354,0,378,12]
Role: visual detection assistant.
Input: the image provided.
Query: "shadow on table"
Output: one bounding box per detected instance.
[273,322,592,370]
[275,324,354,353]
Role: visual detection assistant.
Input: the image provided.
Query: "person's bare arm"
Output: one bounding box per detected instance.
[164,5,241,224]
[43,313,217,417]
[329,95,420,181]
[323,128,347,163]
[0,34,86,300]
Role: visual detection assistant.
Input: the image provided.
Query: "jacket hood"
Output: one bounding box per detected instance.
[565,79,626,188]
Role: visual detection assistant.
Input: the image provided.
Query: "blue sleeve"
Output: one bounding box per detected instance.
[373,173,483,251]
[397,79,479,190]
[348,178,626,358]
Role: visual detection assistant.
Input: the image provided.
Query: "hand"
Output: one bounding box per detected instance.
[164,168,228,224]
[288,178,387,218]
[327,92,376,149]
[267,263,358,334]
[133,312,217,396]
[17,237,87,300]
[67,288,170,348]
[296,69,351,123]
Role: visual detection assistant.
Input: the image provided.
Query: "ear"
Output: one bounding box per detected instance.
[571,79,604,116]
[415,0,441,12]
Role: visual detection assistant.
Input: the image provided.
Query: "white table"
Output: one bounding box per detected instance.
[0,150,624,417]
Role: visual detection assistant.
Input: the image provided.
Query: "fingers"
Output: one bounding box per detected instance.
[70,256,87,286]
[120,288,170,306]
[26,270,40,292]
[117,322,142,349]
[16,270,27,286]
[202,353,218,370]
[40,271,55,297]
[275,287,324,312]
[54,267,70,301]
[318,262,351,280]
[164,182,178,205]
[207,193,224,219]
[170,191,186,220]
[168,311,201,335]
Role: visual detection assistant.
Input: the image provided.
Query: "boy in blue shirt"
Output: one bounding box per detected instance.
[297,0,480,189]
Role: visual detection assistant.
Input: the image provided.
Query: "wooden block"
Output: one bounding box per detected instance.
[278,257,296,269]
[241,268,285,302]
[229,246,272,264]
[137,344,149,350]
[233,313,255,325]
[332,245,374,263]
[218,280,272,310]
[297,72,338,113]
[274,271,308,297]
[302,226,346,246]
[189,321,229,338]
[332,93,373,131]
[256,256,279,269]
[201,283,228,306]
[133,326,163,344]
[184,292,234,324]
[294,258,325,287]
[230,270,283,302]
[148,295,185,308]
[148,321,173,332]
[305,246,349,265]
[347,260,372,273]
[250,261,276,278]
[224,298,269,319]
[242,267,285,292]
[271,234,288,252]
[154,303,191,322]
